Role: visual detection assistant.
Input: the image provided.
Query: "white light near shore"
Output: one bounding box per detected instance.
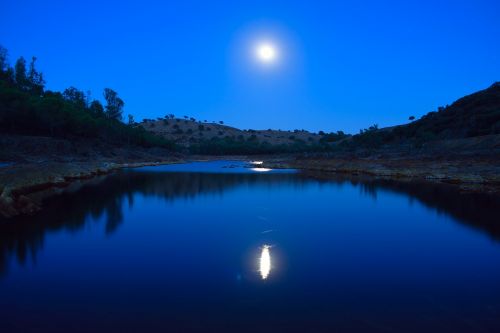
[251,168,272,172]
[250,161,264,165]
[259,245,272,279]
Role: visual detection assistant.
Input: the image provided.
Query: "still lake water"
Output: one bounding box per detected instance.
[1,160,500,332]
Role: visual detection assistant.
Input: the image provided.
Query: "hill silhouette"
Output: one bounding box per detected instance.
[139,83,500,154]
[347,82,500,150]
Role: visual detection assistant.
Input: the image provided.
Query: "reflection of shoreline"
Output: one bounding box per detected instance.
[303,172,500,241]
[0,170,498,278]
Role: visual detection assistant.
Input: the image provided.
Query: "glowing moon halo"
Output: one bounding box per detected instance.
[256,43,277,63]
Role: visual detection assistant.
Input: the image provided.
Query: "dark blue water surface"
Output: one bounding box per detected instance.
[1,161,500,332]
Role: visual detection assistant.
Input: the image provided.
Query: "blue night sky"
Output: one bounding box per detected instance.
[1,0,499,133]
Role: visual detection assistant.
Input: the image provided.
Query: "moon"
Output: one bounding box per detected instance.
[256,43,277,63]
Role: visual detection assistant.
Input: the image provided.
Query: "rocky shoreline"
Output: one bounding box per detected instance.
[261,155,500,193]
[0,159,184,219]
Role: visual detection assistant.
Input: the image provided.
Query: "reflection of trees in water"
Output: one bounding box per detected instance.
[0,171,300,276]
[0,170,499,277]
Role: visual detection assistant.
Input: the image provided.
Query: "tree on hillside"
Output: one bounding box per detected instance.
[103,88,124,120]
[14,57,28,90]
[89,100,105,117]
[27,57,45,95]
[0,46,7,71]
[0,45,14,83]
[63,86,86,109]
[85,90,91,107]
[409,116,415,121]
[219,121,224,124]
[128,114,135,125]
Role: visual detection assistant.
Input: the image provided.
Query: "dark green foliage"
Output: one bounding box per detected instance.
[11,55,45,94]
[0,46,14,84]
[359,124,378,134]
[128,114,135,125]
[63,87,86,109]
[189,136,333,155]
[103,88,124,120]
[0,46,8,72]
[351,127,390,149]
[14,57,28,90]
[27,57,45,95]
[319,131,348,143]
[89,100,105,117]
[0,46,175,150]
